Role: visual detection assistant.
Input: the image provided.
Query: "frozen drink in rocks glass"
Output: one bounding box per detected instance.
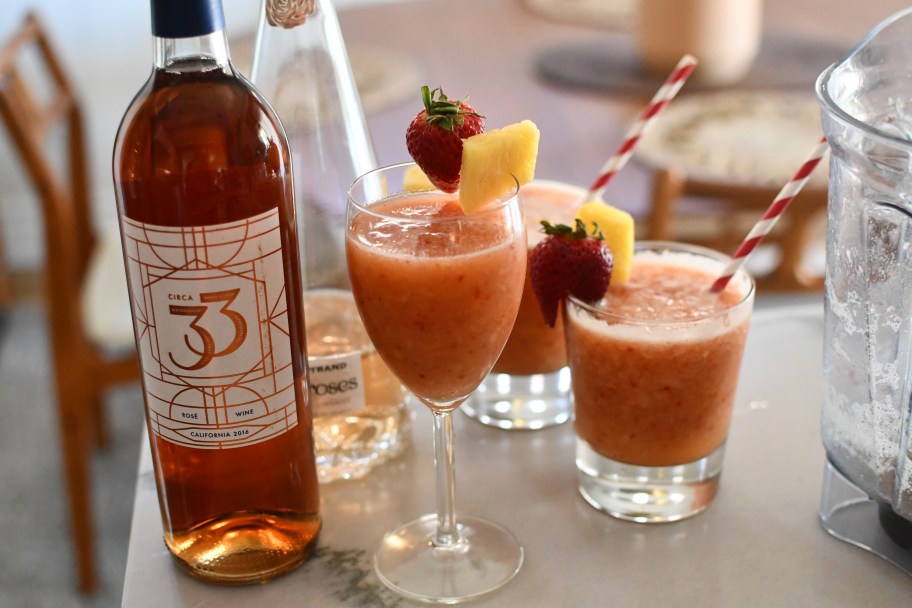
[567,241,754,523]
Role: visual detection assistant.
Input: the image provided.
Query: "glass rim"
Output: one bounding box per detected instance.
[347,161,521,223]
[567,240,756,326]
[816,7,912,153]
[521,178,587,196]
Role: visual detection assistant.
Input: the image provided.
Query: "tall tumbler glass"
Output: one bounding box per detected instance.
[463,180,583,430]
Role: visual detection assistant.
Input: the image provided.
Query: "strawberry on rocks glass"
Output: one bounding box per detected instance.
[566,241,755,523]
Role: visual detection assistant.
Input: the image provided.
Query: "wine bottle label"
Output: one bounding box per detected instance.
[307,350,366,418]
[121,208,300,450]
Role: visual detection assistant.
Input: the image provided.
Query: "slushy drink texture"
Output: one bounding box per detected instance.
[346,193,526,408]
[569,250,751,466]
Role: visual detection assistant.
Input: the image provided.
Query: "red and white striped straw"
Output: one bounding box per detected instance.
[581,54,698,205]
[709,136,830,294]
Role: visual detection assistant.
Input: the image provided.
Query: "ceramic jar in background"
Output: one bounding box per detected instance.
[636,0,763,86]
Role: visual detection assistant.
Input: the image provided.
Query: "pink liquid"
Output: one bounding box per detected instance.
[492,181,581,375]
[568,251,752,466]
[346,193,526,408]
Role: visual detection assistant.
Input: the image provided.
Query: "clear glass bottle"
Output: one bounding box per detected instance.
[251,0,411,483]
[112,0,321,583]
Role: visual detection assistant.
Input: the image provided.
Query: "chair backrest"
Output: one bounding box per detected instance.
[645,166,827,291]
[0,12,96,345]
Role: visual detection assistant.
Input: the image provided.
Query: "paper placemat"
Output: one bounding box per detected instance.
[633,90,827,188]
[536,32,847,95]
[231,34,420,116]
[522,0,635,30]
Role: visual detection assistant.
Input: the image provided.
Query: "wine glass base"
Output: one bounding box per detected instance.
[373,513,523,604]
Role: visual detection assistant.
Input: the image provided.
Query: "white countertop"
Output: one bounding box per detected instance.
[121,305,912,606]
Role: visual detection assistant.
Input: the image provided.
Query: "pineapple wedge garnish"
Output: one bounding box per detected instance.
[575,200,635,283]
[459,120,540,212]
[403,164,436,191]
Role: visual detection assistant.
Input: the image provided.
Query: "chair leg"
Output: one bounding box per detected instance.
[55,372,97,592]
[91,396,109,449]
[0,226,12,310]
[90,353,140,448]
[772,196,819,292]
[646,167,685,240]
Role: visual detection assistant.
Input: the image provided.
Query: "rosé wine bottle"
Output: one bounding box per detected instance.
[112,0,320,584]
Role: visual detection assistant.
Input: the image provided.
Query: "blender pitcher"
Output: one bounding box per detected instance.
[817,7,912,573]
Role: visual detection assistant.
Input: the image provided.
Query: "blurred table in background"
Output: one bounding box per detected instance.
[335,0,895,196]
[88,0,857,350]
[328,0,898,290]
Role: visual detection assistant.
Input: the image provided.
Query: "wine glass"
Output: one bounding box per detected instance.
[345,162,526,603]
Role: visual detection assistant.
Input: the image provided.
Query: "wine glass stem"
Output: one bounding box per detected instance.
[432,410,460,548]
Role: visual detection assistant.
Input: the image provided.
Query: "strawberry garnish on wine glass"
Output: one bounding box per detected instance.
[529,220,614,327]
[406,85,485,193]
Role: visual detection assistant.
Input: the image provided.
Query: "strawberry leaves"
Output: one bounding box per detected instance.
[406,86,485,193]
[419,86,481,131]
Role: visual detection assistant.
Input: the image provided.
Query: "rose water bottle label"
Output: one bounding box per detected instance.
[308,350,366,417]
[121,208,299,449]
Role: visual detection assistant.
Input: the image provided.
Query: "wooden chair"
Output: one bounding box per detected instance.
[0,222,10,310]
[0,13,139,593]
[643,166,827,291]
